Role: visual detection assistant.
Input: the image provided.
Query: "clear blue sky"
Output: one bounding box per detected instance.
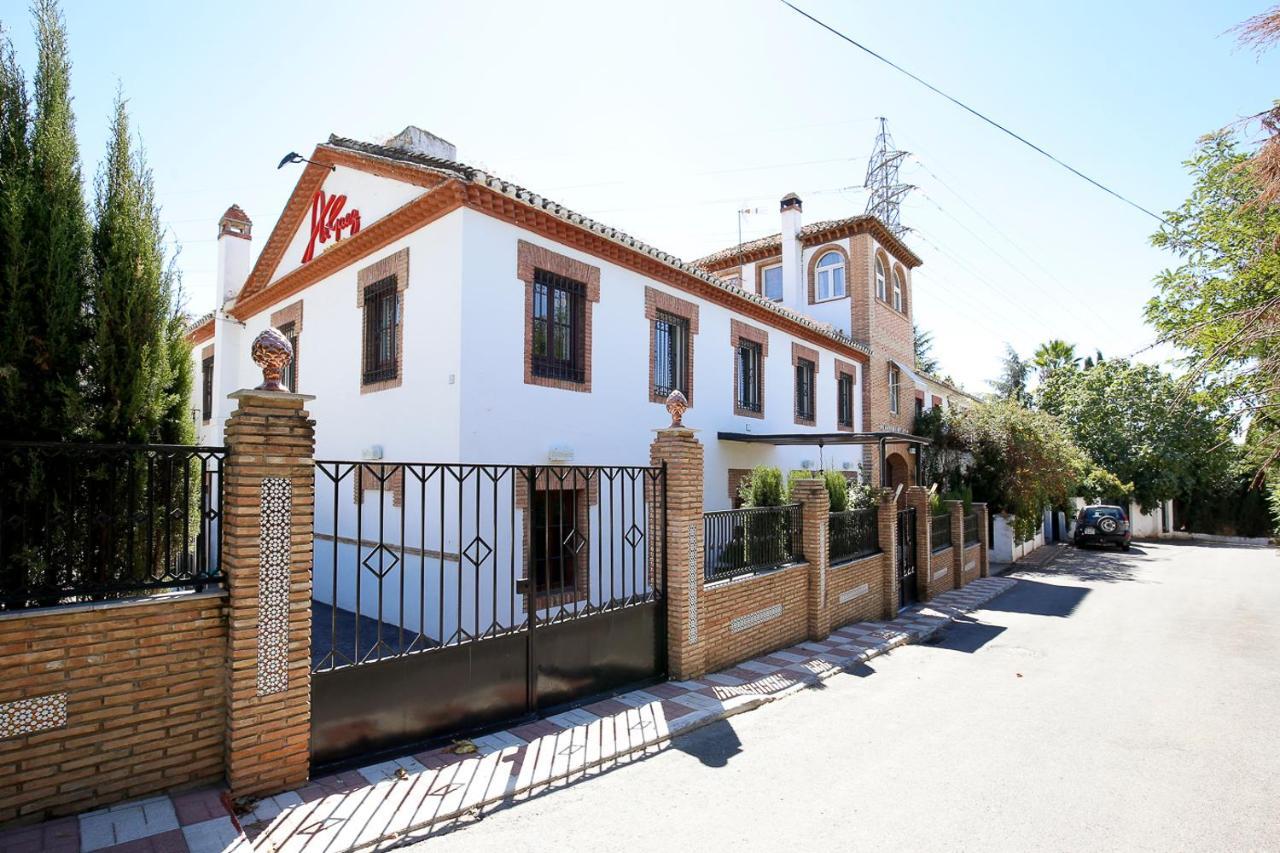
[2,0,1276,393]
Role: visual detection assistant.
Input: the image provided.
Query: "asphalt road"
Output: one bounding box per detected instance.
[403,541,1280,852]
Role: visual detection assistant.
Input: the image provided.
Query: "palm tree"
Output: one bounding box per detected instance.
[1032,339,1079,380]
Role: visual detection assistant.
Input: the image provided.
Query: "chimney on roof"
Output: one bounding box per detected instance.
[216,205,252,306]
[780,193,802,307]
[384,126,457,162]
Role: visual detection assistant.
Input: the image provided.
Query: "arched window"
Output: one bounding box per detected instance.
[815,251,845,300]
[892,269,904,311]
[874,257,886,300]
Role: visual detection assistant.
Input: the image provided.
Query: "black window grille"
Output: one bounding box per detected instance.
[531,488,579,596]
[737,339,762,412]
[201,356,214,420]
[795,358,815,421]
[279,321,298,392]
[531,268,586,383]
[838,373,854,427]
[654,311,689,398]
[363,276,399,385]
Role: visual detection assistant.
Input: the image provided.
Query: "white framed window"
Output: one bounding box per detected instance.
[892,269,904,312]
[815,251,845,301]
[761,264,783,301]
[875,257,887,301]
[889,363,901,414]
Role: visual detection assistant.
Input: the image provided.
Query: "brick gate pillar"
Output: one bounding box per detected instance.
[974,502,991,577]
[906,486,932,601]
[649,393,706,680]
[877,488,899,619]
[948,499,965,589]
[221,382,316,799]
[792,478,831,641]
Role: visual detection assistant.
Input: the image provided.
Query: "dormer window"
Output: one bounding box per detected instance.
[892,269,904,312]
[761,263,783,302]
[875,257,887,301]
[815,251,846,301]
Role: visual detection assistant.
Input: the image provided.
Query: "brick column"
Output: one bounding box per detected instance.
[792,478,831,641]
[650,426,706,680]
[222,390,315,798]
[949,500,965,588]
[876,488,898,619]
[974,502,990,577]
[906,486,931,601]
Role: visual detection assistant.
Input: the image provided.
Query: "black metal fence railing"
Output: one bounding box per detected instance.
[828,508,879,564]
[311,462,665,673]
[704,503,803,582]
[0,441,225,611]
[931,512,953,552]
[964,512,980,546]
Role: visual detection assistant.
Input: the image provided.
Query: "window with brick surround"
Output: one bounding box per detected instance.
[815,251,846,300]
[279,321,299,392]
[838,372,854,428]
[653,311,689,399]
[889,363,901,414]
[201,356,214,421]
[761,263,783,301]
[795,358,815,423]
[531,268,587,384]
[737,339,762,414]
[875,257,887,301]
[531,489,582,599]
[363,276,399,385]
[892,269,904,312]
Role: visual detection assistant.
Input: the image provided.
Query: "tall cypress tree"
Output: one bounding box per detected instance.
[0,26,33,437]
[88,94,172,443]
[23,0,90,440]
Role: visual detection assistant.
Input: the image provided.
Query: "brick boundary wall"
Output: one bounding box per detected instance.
[702,563,810,673]
[826,551,891,627]
[960,544,982,585]
[0,592,227,825]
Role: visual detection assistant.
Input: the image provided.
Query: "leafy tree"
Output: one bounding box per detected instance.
[1039,358,1234,512]
[990,344,1031,406]
[88,94,190,443]
[822,469,849,512]
[16,0,91,440]
[913,323,940,374]
[1148,132,1280,473]
[1032,339,1079,381]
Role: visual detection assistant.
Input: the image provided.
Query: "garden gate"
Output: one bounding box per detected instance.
[897,506,918,608]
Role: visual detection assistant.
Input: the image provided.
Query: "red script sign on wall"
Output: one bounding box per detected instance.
[302,190,361,264]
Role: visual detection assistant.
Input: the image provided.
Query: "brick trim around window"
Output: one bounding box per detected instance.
[730,319,768,419]
[644,286,700,406]
[515,470,600,610]
[271,300,304,392]
[835,357,859,433]
[353,465,405,508]
[516,240,600,393]
[200,343,215,424]
[807,243,850,304]
[753,256,782,299]
[356,248,410,394]
[791,341,819,427]
[728,468,752,508]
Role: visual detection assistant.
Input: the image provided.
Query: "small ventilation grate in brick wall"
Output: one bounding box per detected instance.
[730,603,783,634]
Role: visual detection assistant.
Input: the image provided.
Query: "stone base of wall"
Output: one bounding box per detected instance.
[703,563,809,673]
[826,553,889,627]
[0,592,227,825]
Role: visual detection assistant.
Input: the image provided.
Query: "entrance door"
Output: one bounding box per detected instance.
[308,461,667,769]
[897,507,918,608]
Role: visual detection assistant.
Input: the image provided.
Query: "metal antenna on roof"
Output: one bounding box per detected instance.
[736,206,757,269]
[863,117,913,237]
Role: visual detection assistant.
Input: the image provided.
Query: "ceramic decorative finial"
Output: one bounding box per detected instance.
[251,327,294,392]
[664,389,688,428]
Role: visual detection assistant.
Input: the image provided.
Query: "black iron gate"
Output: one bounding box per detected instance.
[897,507,917,609]
[309,461,666,768]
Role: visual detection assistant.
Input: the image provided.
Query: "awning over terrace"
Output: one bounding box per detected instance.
[717,430,930,487]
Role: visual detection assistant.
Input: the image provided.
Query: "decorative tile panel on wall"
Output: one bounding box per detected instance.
[838,583,870,604]
[257,477,293,696]
[0,693,67,739]
[687,525,699,644]
[730,603,783,634]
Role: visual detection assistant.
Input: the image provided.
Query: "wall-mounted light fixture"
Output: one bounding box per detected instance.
[277,151,336,172]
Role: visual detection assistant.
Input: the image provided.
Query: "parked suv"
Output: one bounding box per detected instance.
[1073,505,1131,550]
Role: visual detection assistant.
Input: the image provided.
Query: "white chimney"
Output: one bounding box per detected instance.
[216,205,252,307]
[780,193,803,307]
[384,126,457,162]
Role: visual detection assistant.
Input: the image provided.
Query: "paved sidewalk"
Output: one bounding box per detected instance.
[0,576,1014,853]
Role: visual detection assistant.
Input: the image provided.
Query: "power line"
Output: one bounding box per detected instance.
[777,0,1170,225]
